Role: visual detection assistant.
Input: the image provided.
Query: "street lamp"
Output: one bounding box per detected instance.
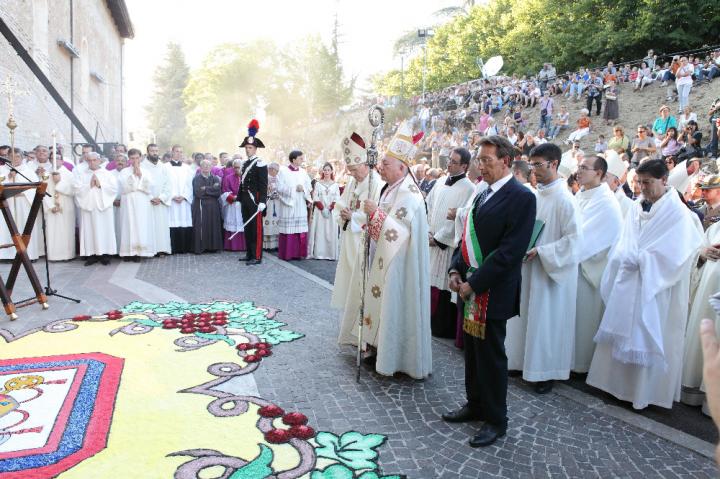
[418,29,434,101]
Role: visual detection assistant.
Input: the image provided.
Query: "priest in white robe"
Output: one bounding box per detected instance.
[507,143,582,394]
[0,149,41,260]
[167,146,194,254]
[73,152,118,265]
[603,151,635,218]
[588,159,703,410]
[572,155,623,373]
[340,122,432,379]
[682,175,720,404]
[111,154,127,249]
[118,149,155,260]
[43,152,76,261]
[276,150,312,260]
[426,147,475,338]
[142,144,172,255]
[332,133,383,311]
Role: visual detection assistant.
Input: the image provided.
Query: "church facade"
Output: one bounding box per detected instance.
[0,0,133,155]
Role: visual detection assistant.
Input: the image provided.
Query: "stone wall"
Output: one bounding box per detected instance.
[0,0,125,158]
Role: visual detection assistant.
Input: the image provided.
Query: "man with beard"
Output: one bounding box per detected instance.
[142,143,172,256]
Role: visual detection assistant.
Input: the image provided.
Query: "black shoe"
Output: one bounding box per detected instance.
[533,380,554,394]
[247,259,262,265]
[84,256,99,266]
[442,405,483,423]
[508,369,523,377]
[100,255,111,265]
[469,423,506,448]
[362,354,377,367]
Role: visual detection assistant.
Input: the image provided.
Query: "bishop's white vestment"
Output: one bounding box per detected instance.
[338,174,432,379]
[331,170,383,310]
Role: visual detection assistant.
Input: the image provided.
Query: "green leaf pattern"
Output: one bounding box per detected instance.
[118,300,304,347]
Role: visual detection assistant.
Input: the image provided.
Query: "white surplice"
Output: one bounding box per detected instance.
[682,220,720,389]
[573,183,623,372]
[0,164,41,260]
[426,174,475,290]
[74,167,118,256]
[308,180,341,260]
[118,167,155,257]
[614,186,635,218]
[43,165,76,261]
[338,174,432,379]
[276,166,312,234]
[588,188,703,409]
[331,170,383,310]
[507,179,582,381]
[142,159,172,254]
[167,163,193,228]
[263,175,281,249]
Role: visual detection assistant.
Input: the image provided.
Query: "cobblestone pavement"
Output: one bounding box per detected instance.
[129,252,719,479]
[1,253,716,478]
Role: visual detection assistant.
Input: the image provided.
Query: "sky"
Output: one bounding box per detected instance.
[123,0,457,136]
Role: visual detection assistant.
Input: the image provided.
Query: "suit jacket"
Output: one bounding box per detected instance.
[450,176,536,320]
[238,156,268,207]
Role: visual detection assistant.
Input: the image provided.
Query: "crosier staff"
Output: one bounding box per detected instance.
[357,105,384,383]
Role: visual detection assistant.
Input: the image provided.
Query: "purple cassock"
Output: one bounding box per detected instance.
[221,172,246,251]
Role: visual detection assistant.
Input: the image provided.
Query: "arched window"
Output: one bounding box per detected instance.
[32,0,49,66]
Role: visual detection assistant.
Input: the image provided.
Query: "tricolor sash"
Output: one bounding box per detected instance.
[460,208,494,339]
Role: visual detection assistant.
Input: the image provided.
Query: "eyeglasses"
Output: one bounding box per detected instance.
[529,161,549,169]
[577,165,596,171]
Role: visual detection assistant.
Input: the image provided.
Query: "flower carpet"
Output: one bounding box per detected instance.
[0,300,403,479]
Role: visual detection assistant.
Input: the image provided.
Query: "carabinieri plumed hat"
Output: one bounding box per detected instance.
[239,119,265,148]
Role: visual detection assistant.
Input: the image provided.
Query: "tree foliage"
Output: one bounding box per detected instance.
[145,43,190,149]
[376,0,720,97]
[181,35,353,151]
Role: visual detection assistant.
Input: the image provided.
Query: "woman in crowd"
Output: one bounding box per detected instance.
[659,127,682,159]
[652,105,678,138]
[607,125,630,155]
[679,105,698,130]
[603,80,620,126]
[634,62,654,91]
[308,162,341,260]
[676,56,695,114]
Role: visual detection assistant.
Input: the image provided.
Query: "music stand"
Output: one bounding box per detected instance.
[0,181,49,319]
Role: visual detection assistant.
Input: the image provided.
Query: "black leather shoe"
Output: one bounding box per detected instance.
[100,255,111,265]
[84,256,99,266]
[362,354,377,367]
[247,259,262,265]
[442,405,483,423]
[533,380,554,394]
[469,423,506,448]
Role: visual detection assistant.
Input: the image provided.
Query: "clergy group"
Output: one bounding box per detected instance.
[330,126,719,449]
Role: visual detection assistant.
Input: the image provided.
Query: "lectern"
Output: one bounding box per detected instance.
[0,181,49,320]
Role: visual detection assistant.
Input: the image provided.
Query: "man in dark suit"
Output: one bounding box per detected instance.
[238,120,268,265]
[444,135,537,447]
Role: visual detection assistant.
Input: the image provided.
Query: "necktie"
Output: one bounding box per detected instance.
[475,186,493,209]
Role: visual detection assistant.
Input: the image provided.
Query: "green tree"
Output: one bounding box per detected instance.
[145,43,190,149]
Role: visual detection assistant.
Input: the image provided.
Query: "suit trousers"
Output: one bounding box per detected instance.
[464,317,508,428]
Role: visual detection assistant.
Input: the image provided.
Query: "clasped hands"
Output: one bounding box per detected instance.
[449,272,474,301]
